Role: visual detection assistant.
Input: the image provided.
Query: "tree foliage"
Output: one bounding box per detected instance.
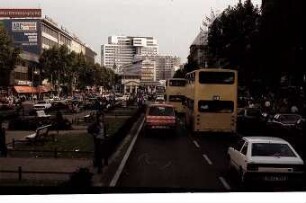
[207,0,261,86]
[39,45,115,95]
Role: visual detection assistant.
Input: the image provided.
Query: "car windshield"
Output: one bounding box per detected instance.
[148,106,174,116]
[252,143,296,157]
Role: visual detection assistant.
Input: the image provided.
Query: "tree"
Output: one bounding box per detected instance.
[207,0,261,87]
[259,0,305,88]
[40,45,79,95]
[0,26,21,86]
[173,68,186,78]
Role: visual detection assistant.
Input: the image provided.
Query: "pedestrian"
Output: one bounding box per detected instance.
[0,119,7,157]
[87,112,108,173]
[290,105,299,113]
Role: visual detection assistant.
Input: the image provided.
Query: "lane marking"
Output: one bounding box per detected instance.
[219,176,231,191]
[109,118,145,187]
[202,154,213,165]
[193,140,200,148]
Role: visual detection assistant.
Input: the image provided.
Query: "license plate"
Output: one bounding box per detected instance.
[152,126,168,129]
[264,176,288,181]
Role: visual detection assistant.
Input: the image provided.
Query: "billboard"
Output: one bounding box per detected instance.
[0,9,41,18]
[1,19,41,55]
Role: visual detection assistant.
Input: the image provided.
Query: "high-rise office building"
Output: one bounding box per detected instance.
[101,36,158,70]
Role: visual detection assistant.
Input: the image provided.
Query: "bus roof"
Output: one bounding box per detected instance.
[187,68,237,74]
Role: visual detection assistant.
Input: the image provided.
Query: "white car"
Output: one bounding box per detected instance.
[155,96,165,103]
[33,100,52,110]
[227,136,304,183]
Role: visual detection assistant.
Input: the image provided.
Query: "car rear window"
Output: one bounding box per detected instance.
[252,143,296,157]
[169,95,184,102]
[37,101,46,104]
[148,106,175,116]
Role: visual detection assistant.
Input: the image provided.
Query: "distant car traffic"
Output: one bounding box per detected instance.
[227,136,304,184]
[33,100,52,110]
[144,103,176,135]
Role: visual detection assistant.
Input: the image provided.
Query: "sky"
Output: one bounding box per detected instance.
[1,0,261,64]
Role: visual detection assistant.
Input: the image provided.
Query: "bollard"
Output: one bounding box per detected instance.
[12,138,15,149]
[18,166,22,181]
[54,148,58,158]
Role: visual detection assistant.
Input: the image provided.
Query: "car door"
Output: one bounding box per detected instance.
[229,138,245,170]
[238,142,249,172]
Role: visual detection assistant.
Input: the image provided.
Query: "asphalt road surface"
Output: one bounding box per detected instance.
[112,116,306,192]
[114,119,228,192]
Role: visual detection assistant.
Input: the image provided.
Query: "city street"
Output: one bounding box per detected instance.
[110,116,306,192]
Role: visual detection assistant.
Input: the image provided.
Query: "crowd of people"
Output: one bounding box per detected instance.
[240,87,305,117]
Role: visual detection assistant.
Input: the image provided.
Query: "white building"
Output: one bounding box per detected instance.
[101,36,158,70]
[134,54,180,81]
[42,16,96,62]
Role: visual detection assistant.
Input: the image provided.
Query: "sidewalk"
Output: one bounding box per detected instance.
[0,157,91,181]
[0,105,142,187]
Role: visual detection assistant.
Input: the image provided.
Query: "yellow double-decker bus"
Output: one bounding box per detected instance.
[165,78,187,114]
[184,68,238,134]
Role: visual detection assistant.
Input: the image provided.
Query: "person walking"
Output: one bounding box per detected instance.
[87,112,108,173]
[0,119,7,157]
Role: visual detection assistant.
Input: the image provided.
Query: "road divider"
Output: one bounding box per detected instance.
[219,176,231,191]
[193,140,200,148]
[202,154,213,165]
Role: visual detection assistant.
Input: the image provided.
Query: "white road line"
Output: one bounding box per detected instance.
[109,118,145,187]
[219,176,231,191]
[202,154,213,165]
[193,140,200,148]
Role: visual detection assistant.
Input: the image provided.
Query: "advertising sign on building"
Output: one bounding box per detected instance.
[0,9,41,18]
[1,19,41,55]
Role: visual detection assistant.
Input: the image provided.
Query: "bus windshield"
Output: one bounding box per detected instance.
[168,80,186,87]
[199,72,235,84]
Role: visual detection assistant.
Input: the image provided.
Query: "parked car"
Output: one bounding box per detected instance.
[267,114,302,128]
[237,107,266,133]
[266,114,302,135]
[227,136,304,184]
[144,103,176,135]
[33,100,52,110]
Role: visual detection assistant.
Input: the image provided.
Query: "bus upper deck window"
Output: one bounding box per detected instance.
[199,72,235,84]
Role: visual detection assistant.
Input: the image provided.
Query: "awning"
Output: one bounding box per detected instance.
[37,85,52,93]
[13,86,37,94]
[13,85,52,94]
